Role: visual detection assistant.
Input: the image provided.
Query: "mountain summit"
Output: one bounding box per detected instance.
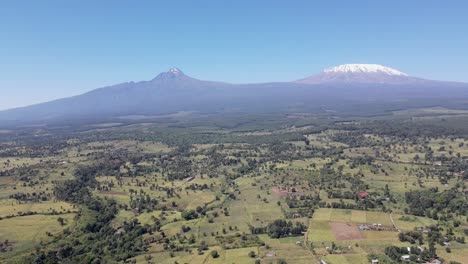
[324,64,407,76]
[168,67,183,74]
[152,67,190,82]
[297,64,416,84]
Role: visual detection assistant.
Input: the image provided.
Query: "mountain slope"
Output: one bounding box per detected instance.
[1,65,468,126]
[0,68,235,122]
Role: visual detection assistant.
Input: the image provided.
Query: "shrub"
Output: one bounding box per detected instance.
[210,250,219,258]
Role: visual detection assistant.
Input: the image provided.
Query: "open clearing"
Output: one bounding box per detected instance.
[330,222,366,241]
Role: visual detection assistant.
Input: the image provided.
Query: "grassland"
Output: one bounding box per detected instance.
[0,112,467,263]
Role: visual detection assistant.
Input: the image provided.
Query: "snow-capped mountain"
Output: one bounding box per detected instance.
[297,64,420,84]
[1,65,468,126]
[324,64,407,76]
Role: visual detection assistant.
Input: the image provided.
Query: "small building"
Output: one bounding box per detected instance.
[114,227,125,236]
[371,259,379,264]
[184,176,195,182]
[292,212,301,218]
[401,255,410,262]
[357,191,369,198]
[416,226,431,233]
[425,259,442,264]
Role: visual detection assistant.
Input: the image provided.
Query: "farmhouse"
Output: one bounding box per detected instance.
[292,212,301,218]
[184,176,195,182]
[400,255,410,262]
[357,191,369,198]
[416,226,431,233]
[114,227,125,236]
[425,259,442,264]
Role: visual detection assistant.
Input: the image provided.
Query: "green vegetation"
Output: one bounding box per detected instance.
[0,109,467,263]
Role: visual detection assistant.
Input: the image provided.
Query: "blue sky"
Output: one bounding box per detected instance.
[1,0,467,110]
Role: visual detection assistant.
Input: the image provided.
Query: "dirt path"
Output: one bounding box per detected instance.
[304,222,308,245]
[303,219,321,264]
[389,213,400,232]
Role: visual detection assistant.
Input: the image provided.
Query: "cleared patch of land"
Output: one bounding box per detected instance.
[330,222,366,241]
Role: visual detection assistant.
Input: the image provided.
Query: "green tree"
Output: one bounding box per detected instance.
[210,250,219,258]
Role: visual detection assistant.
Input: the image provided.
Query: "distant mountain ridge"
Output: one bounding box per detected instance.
[1,64,468,126]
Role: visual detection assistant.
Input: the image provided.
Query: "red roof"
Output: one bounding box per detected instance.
[357,192,369,198]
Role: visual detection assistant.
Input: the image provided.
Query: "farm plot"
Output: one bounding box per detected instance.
[330,222,366,240]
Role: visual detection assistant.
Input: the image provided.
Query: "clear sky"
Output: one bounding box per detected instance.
[1,0,468,110]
